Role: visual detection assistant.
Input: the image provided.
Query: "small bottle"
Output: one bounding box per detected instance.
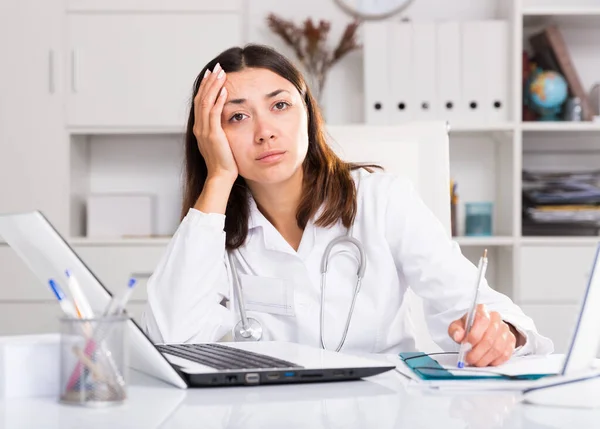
[564,97,583,122]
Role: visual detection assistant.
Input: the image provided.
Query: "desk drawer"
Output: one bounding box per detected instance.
[519,304,579,354]
[74,245,166,301]
[518,246,597,303]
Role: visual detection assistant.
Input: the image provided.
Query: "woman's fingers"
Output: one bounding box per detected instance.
[193,63,225,137]
[210,87,228,132]
[201,63,226,129]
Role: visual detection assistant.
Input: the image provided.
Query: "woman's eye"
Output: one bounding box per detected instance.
[274,101,290,110]
[230,113,246,122]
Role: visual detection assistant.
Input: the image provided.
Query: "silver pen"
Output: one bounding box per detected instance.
[457,249,488,368]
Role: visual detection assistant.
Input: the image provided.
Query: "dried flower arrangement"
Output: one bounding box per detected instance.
[266,13,361,104]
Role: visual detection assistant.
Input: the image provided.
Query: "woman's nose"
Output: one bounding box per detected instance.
[254,119,276,144]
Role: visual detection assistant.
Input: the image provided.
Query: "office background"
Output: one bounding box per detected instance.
[2,0,600,353]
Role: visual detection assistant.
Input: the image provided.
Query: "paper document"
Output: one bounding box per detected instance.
[397,353,566,391]
[433,353,563,377]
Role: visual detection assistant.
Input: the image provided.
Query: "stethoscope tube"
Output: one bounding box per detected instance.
[228,251,263,342]
[319,236,366,351]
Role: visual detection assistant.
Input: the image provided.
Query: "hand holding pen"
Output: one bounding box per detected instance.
[448,249,519,368]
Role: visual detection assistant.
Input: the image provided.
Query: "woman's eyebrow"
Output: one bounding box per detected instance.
[225,89,290,106]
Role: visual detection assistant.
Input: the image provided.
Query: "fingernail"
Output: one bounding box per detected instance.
[213,63,221,73]
[220,87,227,97]
[203,69,210,79]
[217,69,225,80]
[453,330,461,342]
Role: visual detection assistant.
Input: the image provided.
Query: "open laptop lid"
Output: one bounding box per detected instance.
[562,243,600,376]
[0,211,188,389]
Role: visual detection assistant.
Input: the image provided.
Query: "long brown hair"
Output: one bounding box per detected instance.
[182,44,378,249]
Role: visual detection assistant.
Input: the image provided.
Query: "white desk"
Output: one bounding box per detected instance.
[1,368,600,429]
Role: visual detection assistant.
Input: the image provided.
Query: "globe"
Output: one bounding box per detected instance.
[527,70,569,121]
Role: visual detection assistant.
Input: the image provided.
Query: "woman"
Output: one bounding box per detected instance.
[142,44,553,367]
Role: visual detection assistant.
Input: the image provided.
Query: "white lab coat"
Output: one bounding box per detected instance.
[142,169,554,355]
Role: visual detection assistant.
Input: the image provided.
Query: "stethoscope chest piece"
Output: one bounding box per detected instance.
[233,316,263,341]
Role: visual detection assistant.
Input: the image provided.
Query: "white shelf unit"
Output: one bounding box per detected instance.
[515,0,600,352]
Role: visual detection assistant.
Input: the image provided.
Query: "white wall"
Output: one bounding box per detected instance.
[245,0,501,124]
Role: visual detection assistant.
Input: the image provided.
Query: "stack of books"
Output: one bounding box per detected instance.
[522,170,600,236]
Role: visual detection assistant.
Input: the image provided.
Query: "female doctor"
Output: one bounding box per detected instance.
[142,44,553,367]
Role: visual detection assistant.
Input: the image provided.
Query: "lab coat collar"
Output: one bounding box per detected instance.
[247,194,317,259]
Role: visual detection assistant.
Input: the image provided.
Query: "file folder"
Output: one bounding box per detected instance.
[399,352,554,381]
[389,21,414,124]
[411,22,437,121]
[436,21,463,125]
[461,21,487,123]
[363,22,391,125]
[483,20,510,123]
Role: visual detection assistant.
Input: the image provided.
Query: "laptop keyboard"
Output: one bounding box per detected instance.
[156,343,304,370]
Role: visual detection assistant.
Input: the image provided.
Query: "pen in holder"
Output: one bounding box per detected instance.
[59,314,129,407]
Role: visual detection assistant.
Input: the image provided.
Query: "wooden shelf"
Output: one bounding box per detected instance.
[454,236,514,246]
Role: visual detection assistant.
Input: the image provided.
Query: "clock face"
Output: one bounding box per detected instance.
[334,0,414,19]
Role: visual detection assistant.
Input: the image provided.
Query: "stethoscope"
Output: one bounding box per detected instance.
[227,231,367,352]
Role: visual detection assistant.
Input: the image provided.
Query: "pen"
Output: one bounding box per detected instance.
[457,249,489,369]
[48,279,77,318]
[103,278,137,316]
[65,270,95,318]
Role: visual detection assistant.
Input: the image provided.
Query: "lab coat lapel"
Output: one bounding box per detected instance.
[247,195,317,260]
[247,196,297,256]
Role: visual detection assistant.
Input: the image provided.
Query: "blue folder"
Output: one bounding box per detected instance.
[398,352,554,381]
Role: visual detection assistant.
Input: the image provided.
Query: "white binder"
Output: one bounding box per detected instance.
[436,21,463,125]
[483,21,510,123]
[460,21,487,123]
[363,22,390,125]
[411,22,437,120]
[389,21,414,124]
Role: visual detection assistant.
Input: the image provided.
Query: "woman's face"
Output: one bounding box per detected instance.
[221,67,309,186]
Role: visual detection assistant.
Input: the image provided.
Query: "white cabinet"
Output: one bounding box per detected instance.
[0,303,63,336]
[520,304,580,354]
[66,13,242,129]
[74,244,167,301]
[518,246,597,303]
[0,0,69,234]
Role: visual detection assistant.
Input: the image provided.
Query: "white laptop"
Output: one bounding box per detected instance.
[0,211,394,388]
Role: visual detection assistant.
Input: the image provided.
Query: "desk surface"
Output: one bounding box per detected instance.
[1,368,599,429]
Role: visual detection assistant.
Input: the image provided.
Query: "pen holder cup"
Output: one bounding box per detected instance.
[59,315,129,407]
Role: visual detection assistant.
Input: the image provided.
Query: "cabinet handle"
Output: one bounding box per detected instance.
[130,272,153,279]
[48,50,55,94]
[71,50,77,93]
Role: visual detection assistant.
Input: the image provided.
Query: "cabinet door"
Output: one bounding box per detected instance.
[519,304,580,354]
[518,246,597,303]
[67,13,242,129]
[0,0,69,234]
